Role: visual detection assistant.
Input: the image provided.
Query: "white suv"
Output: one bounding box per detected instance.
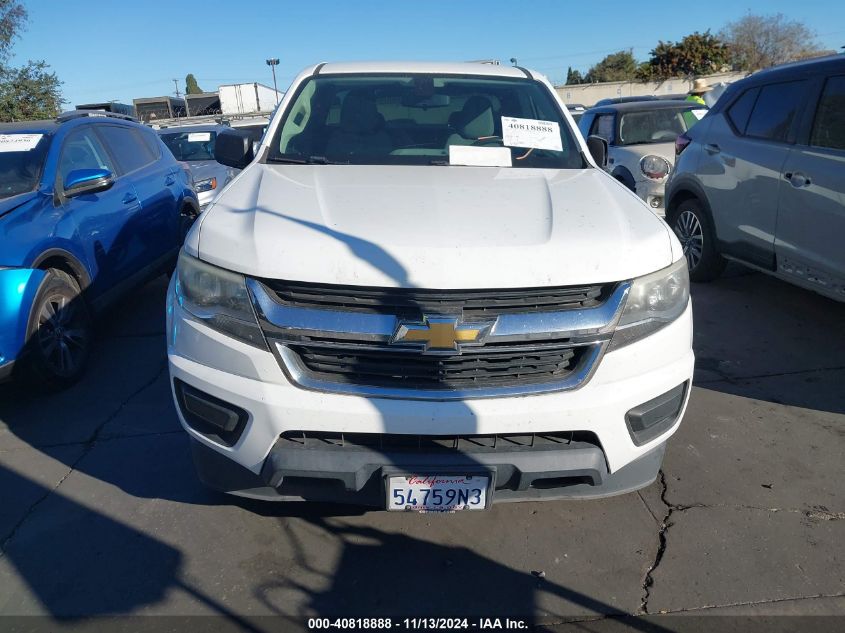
[167,62,694,511]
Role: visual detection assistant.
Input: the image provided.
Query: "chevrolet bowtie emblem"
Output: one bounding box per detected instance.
[391,316,495,353]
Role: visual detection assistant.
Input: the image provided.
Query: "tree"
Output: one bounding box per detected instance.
[185,73,203,95]
[720,13,831,70]
[638,31,731,80]
[565,66,584,85]
[0,1,63,122]
[0,0,27,60]
[0,61,62,120]
[585,50,638,83]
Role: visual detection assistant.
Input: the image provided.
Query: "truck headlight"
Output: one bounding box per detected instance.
[609,258,689,351]
[640,155,670,180]
[194,177,217,193]
[175,251,267,349]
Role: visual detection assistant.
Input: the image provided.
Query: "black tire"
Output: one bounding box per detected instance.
[670,198,726,282]
[21,269,92,389]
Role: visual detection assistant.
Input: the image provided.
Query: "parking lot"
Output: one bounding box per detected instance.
[0,265,842,624]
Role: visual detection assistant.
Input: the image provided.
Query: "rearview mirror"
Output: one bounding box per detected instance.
[586,135,608,167]
[64,168,114,197]
[214,129,254,169]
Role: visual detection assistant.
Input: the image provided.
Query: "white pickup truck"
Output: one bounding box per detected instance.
[167,61,694,511]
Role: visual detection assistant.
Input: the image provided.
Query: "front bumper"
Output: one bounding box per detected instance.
[166,277,694,505]
[0,268,47,380]
[634,179,667,216]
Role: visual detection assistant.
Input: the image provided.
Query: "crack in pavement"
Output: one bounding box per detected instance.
[638,475,843,615]
[0,363,167,556]
[652,591,845,614]
[0,429,183,454]
[639,470,673,615]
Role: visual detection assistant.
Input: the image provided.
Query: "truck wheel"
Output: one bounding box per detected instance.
[23,269,92,389]
[670,199,725,282]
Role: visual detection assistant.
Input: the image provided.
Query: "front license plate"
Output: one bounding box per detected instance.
[387,474,490,512]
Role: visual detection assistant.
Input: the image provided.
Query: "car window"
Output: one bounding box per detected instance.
[810,75,845,151]
[0,133,51,199]
[745,81,805,143]
[591,115,614,142]
[160,130,218,161]
[268,74,586,169]
[137,128,162,159]
[58,127,115,185]
[617,108,693,145]
[726,87,760,134]
[97,125,157,174]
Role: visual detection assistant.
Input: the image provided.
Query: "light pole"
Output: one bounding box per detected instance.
[266,58,280,105]
[510,57,518,67]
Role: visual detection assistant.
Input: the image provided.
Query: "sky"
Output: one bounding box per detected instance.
[11,0,845,108]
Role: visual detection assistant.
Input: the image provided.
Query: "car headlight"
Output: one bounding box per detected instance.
[174,251,267,349]
[608,258,689,351]
[194,177,217,193]
[640,155,670,180]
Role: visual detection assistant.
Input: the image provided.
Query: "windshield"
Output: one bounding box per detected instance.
[617,107,705,145]
[267,74,586,168]
[0,133,51,200]
[160,130,218,161]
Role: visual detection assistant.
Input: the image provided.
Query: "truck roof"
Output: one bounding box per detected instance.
[313,61,538,79]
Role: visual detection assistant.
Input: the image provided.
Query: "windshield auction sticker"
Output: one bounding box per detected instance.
[0,134,43,152]
[501,117,562,151]
[187,132,211,142]
[691,109,708,120]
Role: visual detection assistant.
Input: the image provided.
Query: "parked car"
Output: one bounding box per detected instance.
[158,124,237,210]
[579,100,708,214]
[566,103,586,123]
[666,55,844,301]
[167,61,693,511]
[0,111,198,387]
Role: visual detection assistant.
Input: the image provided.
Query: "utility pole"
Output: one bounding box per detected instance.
[173,78,182,99]
[266,58,280,105]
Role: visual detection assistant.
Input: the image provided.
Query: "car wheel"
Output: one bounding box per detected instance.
[671,199,725,282]
[23,269,92,389]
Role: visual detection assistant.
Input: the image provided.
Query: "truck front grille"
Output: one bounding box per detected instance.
[246,278,630,400]
[260,279,609,316]
[278,430,600,453]
[286,342,586,390]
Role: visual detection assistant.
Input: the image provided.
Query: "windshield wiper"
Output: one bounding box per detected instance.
[266,155,349,165]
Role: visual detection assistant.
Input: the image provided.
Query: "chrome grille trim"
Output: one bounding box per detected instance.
[245,279,631,400]
[247,279,630,343]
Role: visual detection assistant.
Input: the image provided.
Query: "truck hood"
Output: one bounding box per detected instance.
[195,164,674,288]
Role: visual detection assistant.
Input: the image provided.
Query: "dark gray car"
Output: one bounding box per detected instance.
[666,55,845,301]
[157,124,238,210]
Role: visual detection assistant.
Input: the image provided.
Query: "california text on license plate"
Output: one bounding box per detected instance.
[387,474,490,512]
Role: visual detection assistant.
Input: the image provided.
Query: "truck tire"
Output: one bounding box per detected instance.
[22,269,92,389]
[670,198,725,282]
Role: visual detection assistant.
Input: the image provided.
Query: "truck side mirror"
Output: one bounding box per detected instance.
[586,135,608,167]
[214,129,254,169]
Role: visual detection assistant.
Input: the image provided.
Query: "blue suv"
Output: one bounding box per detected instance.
[0,111,198,387]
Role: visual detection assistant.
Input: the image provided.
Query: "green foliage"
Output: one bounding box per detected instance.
[185,73,203,95]
[585,50,638,83]
[565,66,584,85]
[0,1,64,122]
[638,31,730,80]
[0,0,26,60]
[720,13,831,70]
[0,61,62,120]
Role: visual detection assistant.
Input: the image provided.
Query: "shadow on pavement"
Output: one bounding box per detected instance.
[690,266,845,414]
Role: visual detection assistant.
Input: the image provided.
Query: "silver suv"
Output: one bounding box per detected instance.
[666,55,845,301]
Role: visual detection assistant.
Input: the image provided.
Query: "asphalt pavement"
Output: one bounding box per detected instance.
[0,266,843,627]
